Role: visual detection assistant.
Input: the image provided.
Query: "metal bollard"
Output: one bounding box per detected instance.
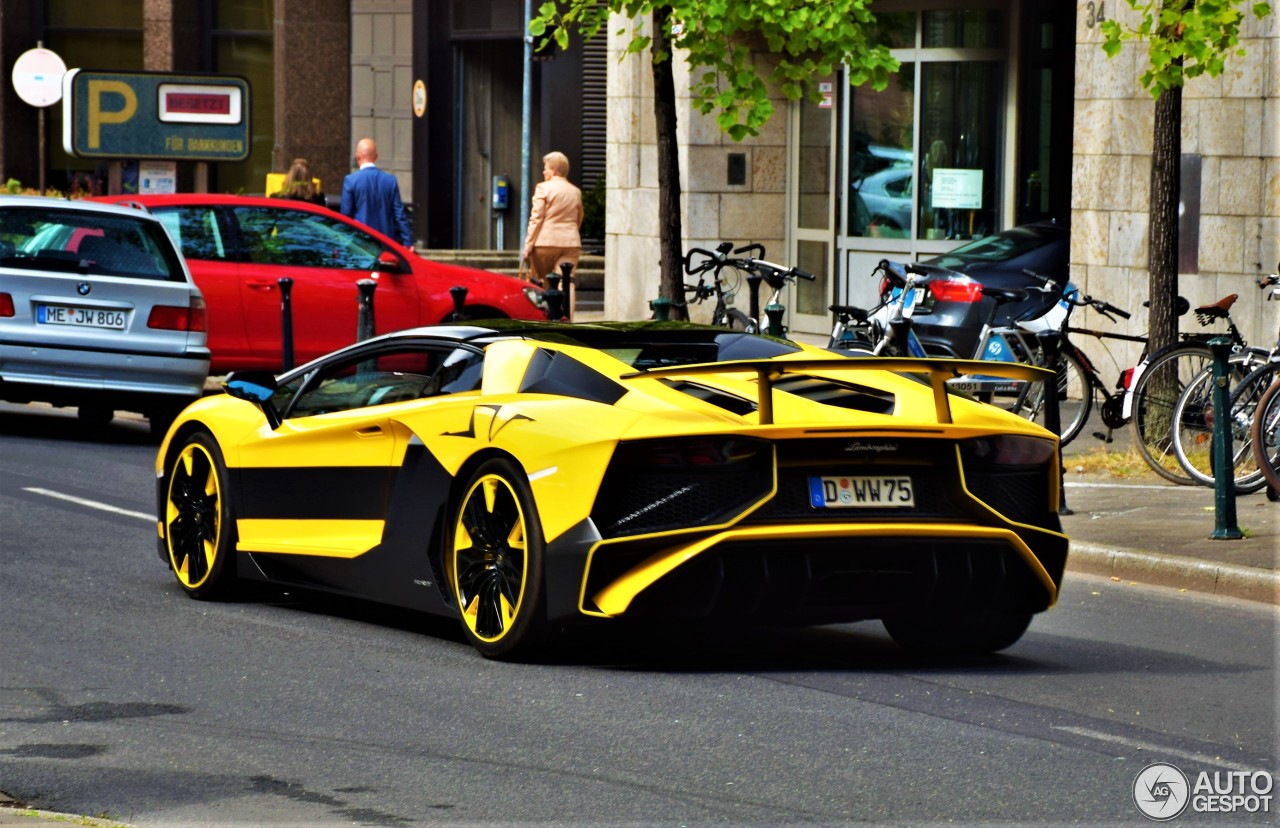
[449,285,468,322]
[1208,337,1244,539]
[559,261,575,322]
[1037,331,1071,515]
[649,296,672,321]
[356,278,377,342]
[278,276,294,372]
[544,274,565,321]
[763,304,785,338]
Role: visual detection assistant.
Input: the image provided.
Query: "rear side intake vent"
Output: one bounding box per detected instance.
[662,379,756,416]
[773,375,895,414]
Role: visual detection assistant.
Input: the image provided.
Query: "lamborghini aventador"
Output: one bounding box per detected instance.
[155,321,1067,660]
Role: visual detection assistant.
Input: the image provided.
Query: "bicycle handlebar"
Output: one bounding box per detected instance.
[682,244,812,284]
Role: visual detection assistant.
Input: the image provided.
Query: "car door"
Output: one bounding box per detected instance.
[151,205,250,368]
[230,205,422,368]
[231,341,482,605]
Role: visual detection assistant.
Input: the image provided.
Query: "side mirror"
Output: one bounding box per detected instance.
[223,371,282,429]
[374,251,403,273]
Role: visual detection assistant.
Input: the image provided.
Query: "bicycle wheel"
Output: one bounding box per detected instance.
[1128,344,1213,484]
[1170,359,1272,493]
[1008,348,1092,447]
[1250,375,1280,492]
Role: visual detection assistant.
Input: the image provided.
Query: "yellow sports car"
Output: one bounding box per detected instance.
[155,321,1068,659]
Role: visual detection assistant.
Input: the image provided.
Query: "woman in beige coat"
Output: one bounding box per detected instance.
[522,151,583,290]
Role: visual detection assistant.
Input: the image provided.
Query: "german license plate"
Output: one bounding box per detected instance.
[809,475,914,508]
[37,304,126,330]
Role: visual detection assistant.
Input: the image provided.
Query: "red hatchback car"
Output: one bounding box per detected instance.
[96,194,545,373]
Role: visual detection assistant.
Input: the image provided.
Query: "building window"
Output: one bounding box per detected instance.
[843,6,1006,242]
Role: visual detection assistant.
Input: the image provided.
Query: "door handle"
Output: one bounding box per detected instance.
[355,425,384,437]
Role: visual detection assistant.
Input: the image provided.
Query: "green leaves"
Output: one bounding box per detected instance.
[531,0,899,139]
[1100,0,1272,98]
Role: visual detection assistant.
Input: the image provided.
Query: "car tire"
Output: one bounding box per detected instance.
[449,457,547,660]
[148,399,191,442]
[163,431,238,600]
[78,405,113,429]
[882,611,1032,655]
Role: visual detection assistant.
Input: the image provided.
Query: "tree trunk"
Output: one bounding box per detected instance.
[651,7,686,319]
[1147,81,1181,355]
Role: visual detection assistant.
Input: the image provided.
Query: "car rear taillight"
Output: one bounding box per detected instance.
[0,293,13,317]
[189,296,207,332]
[928,280,984,303]
[148,297,207,332]
[964,434,1057,466]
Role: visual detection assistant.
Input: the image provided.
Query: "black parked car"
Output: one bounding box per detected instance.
[902,221,1070,359]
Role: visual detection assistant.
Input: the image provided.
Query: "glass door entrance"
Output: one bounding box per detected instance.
[831,4,1010,317]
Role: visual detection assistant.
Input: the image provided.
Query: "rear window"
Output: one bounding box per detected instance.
[926,227,1055,269]
[0,205,185,282]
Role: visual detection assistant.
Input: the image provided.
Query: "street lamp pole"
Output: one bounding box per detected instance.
[520,0,533,251]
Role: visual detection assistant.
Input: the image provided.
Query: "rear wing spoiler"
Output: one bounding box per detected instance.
[621,357,1053,425]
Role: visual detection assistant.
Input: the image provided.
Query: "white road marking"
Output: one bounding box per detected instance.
[1052,726,1260,772]
[22,487,152,522]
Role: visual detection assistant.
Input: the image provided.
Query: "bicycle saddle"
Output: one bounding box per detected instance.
[829,304,869,323]
[980,286,1028,304]
[1194,293,1238,320]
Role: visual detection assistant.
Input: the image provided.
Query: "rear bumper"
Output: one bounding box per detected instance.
[0,341,209,409]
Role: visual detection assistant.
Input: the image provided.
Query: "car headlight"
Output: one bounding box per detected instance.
[523,286,546,309]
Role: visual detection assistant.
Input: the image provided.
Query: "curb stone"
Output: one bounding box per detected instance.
[1067,542,1280,605]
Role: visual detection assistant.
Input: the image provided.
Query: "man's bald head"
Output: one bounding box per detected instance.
[355,138,378,164]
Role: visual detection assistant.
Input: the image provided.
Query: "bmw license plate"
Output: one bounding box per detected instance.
[809,475,914,508]
[37,304,126,330]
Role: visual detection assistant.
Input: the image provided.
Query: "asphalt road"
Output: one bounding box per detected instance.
[1,404,1276,826]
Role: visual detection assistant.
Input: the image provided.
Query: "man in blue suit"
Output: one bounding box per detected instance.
[340,137,414,247]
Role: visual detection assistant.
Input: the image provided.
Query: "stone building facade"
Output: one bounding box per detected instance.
[603,5,1278,356]
[1071,5,1279,366]
[604,16,791,323]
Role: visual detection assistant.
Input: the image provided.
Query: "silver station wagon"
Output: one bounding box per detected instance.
[0,196,210,435]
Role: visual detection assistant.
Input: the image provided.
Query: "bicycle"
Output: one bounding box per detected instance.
[684,242,816,337]
[1249,275,1280,493]
[1168,272,1280,493]
[1125,291,1268,485]
[681,242,751,330]
[828,260,1103,444]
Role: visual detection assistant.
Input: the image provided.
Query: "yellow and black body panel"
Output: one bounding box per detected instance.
[154,322,1068,631]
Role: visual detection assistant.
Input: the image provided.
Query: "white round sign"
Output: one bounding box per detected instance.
[12,47,67,107]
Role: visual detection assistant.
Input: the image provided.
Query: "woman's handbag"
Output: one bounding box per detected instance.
[517,255,545,287]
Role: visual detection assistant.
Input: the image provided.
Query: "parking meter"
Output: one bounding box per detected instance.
[492,175,510,211]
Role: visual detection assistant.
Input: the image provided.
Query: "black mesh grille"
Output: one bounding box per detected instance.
[963,469,1055,530]
[592,437,773,538]
[625,537,1050,622]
